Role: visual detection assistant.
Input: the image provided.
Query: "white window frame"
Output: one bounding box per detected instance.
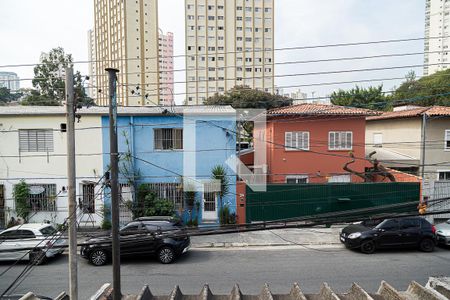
[328,131,353,151]
[19,129,54,153]
[437,170,450,181]
[286,175,309,184]
[445,129,450,151]
[373,133,383,148]
[328,175,351,183]
[153,128,183,151]
[285,131,310,151]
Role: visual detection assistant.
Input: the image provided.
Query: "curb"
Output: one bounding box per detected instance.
[191,241,342,248]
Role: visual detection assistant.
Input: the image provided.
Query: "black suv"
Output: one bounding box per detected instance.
[340,217,436,254]
[80,219,190,266]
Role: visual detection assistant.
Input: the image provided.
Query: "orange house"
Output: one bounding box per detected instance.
[247,104,379,184]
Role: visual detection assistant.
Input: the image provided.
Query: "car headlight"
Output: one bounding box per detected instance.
[348,232,361,239]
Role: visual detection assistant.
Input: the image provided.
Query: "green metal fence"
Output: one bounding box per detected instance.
[246,183,421,223]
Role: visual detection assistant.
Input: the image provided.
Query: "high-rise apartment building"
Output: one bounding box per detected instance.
[185,0,274,105]
[424,0,450,76]
[0,72,20,92]
[87,29,97,99]
[91,0,160,106]
[159,30,174,106]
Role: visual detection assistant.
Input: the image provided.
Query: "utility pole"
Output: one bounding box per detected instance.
[421,113,428,186]
[106,68,121,300]
[65,67,78,300]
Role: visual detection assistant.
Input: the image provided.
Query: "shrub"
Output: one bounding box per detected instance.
[132,184,175,218]
[56,223,67,232]
[101,219,112,230]
[219,205,236,225]
[14,180,30,221]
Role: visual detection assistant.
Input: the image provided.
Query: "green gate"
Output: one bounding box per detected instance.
[246,183,420,223]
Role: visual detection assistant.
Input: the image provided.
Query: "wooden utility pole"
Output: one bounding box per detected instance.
[106,67,121,300]
[65,67,78,300]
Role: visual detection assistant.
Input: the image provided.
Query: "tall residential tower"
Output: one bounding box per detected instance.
[424,0,450,76]
[185,0,274,105]
[159,30,175,106]
[91,0,160,106]
[0,72,20,92]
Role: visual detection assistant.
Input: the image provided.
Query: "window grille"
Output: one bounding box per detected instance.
[19,129,54,152]
[439,171,450,180]
[26,184,57,212]
[286,176,308,184]
[82,183,96,213]
[203,183,216,212]
[154,128,183,150]
[148,183,183,211]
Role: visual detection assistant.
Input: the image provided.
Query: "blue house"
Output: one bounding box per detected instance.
[101,106,237,225]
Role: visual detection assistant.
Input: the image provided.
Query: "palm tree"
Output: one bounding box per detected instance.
[211,165,230,215]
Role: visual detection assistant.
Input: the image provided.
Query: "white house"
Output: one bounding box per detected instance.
[0,106,105,228]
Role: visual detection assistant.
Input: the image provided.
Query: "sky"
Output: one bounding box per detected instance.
[0,0,425,104]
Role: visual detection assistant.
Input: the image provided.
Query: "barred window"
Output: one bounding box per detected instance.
[26,184,57,212]
[82,183,95,213]
[154,128,183,150]
[329,131,353,150]
[19,129,54,152]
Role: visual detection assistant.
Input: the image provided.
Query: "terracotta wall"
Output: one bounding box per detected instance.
[235,181,247,224]
[373,168,422,199]
[258,116,370,184]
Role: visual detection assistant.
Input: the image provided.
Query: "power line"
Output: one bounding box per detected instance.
[0,35,444,69]
[10,61,446,84]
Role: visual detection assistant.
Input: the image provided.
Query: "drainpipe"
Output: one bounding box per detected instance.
[130,116,135,159]
[130,116,136,201]
[420,113,427,198]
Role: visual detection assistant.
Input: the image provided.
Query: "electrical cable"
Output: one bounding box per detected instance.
[0,35,446,69]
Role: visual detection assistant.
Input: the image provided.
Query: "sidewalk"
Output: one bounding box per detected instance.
[190,226,343,248]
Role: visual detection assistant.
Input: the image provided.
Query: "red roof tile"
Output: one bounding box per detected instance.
[367,106,450,120]
[267,103,379,116]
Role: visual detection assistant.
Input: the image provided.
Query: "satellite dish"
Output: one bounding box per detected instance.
[29,186,45,195]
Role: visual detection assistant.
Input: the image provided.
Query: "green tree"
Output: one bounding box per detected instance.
[204,86,292,109]
[211,165,230,222]
[22,47,93,106]
[392,69,450,106]
[14,180,30,222]
[21,89,59,106]
[330,85,391,111]
[0,87,21,104]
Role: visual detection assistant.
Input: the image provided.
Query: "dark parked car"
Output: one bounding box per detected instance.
[80,220,190,266]
[340,217,436,254]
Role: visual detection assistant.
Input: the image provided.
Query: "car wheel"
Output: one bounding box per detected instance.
[89,249,108,266]
[29,250,46,265]
[158,246,175,264]
[360,240,376,254]
[419,238,435,252]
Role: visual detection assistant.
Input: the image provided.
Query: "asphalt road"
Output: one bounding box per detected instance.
[0,245,450,299]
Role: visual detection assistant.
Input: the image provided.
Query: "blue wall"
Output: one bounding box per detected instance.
[101,113,236,224]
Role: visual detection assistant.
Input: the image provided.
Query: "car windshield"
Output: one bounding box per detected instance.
[40,226,57,236]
